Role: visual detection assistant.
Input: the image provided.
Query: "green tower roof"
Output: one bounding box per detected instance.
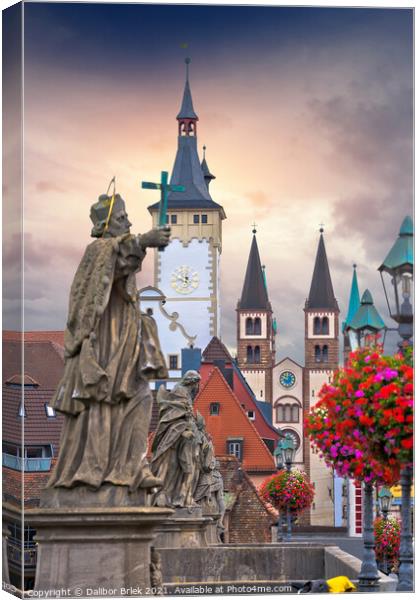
[342,264,361,333]
[347,289,385,332]
[379,216,413,274]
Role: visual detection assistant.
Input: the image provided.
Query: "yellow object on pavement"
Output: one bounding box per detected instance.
[326,576,357,593]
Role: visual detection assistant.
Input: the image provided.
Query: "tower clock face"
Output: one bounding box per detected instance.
[171,265,200,295]
[280,370,296,389]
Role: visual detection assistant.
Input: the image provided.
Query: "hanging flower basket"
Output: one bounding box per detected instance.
[259,469,314,513]
[374,516,401,573]
[305,343,413,485]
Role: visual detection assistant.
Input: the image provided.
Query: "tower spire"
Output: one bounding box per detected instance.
[343,264,360,332]
[238,231,270,310]
[201,145,216,190]
[177,57,198,135]
[306,229,338,310]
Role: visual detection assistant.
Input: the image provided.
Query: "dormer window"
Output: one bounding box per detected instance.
[210,402,220,416]
[18,404,26,418]
[45,404,56,418]
[247,410,256,421]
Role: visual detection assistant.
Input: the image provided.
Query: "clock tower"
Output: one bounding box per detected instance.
[144,59,226,370]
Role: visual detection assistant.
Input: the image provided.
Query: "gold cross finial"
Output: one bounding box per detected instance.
[252,222,257,234]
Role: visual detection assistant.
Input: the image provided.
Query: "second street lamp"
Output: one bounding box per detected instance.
[281,434,297,542]
[346,289,385,350]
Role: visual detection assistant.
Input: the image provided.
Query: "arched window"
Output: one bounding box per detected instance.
[254,346,261,363]
[246,317,254,335]
[322,317,329,334]
[247,346,254,363]
[276,405,283,422]
[322,345,329,362]
[276,402,300,423]
[314,317,321,334]
[315,345,321,362]
[254,317,262,335]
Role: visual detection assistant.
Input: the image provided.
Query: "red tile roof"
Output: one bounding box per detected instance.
[3,330,65,345]
[200,363,280,446]
[202,336,232,363]
[194,367,276,473]
[3,336,65,453]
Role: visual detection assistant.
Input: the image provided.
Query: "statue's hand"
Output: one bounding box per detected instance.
[139,227,171,249]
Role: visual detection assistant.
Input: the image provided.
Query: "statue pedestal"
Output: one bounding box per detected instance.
[26,507,172,596]
[153,507,211,549]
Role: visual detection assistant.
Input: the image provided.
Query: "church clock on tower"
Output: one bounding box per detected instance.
[145,58,226,356]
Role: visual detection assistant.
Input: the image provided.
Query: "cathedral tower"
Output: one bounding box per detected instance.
[236,229,275,403]
[303,228,340,526]
[146,59,226,360]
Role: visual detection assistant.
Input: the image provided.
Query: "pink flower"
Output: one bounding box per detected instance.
[355,390,365,398]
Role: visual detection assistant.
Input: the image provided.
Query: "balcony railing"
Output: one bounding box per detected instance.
[2,453,52,472]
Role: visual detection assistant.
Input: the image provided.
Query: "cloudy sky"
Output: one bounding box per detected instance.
[3,2,413,363]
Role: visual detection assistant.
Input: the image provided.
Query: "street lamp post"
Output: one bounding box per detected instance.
[358,482,380,592]
[396,465,413,591]
[378,487,393,575]
[274,435,297,542]
[378,216,413,591]
[281,435,297,542]
[274,442,284,542]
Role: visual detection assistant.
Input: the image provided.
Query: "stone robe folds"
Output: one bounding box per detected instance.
[151,386,201,508]
[47,233,167,492]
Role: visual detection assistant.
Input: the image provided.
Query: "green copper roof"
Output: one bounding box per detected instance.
[347,289,385,332]
[379,216,413,274]
[342,264,360,332]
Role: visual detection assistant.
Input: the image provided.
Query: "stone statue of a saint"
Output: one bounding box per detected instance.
[194,430,226,541]
[44,192,170,504]
[151,371,202,508]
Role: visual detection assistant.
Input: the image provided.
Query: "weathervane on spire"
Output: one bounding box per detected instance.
[185,57,191,80]
[252,222,257,234]
[319,222,325,233]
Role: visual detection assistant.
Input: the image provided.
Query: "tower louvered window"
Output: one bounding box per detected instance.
[322,345,329,362]
[254,346,261,363]
[254,317,262,335]
[246,318,254,335]
[322,317,329,334]
[315,345,321,362]
[314,316,321,334]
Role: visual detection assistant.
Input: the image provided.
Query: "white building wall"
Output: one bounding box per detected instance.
[242,369,266,401]
[309,369,335,526]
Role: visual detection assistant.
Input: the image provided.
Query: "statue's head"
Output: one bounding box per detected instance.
[90,193,132,238]
[182,370,201,399]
